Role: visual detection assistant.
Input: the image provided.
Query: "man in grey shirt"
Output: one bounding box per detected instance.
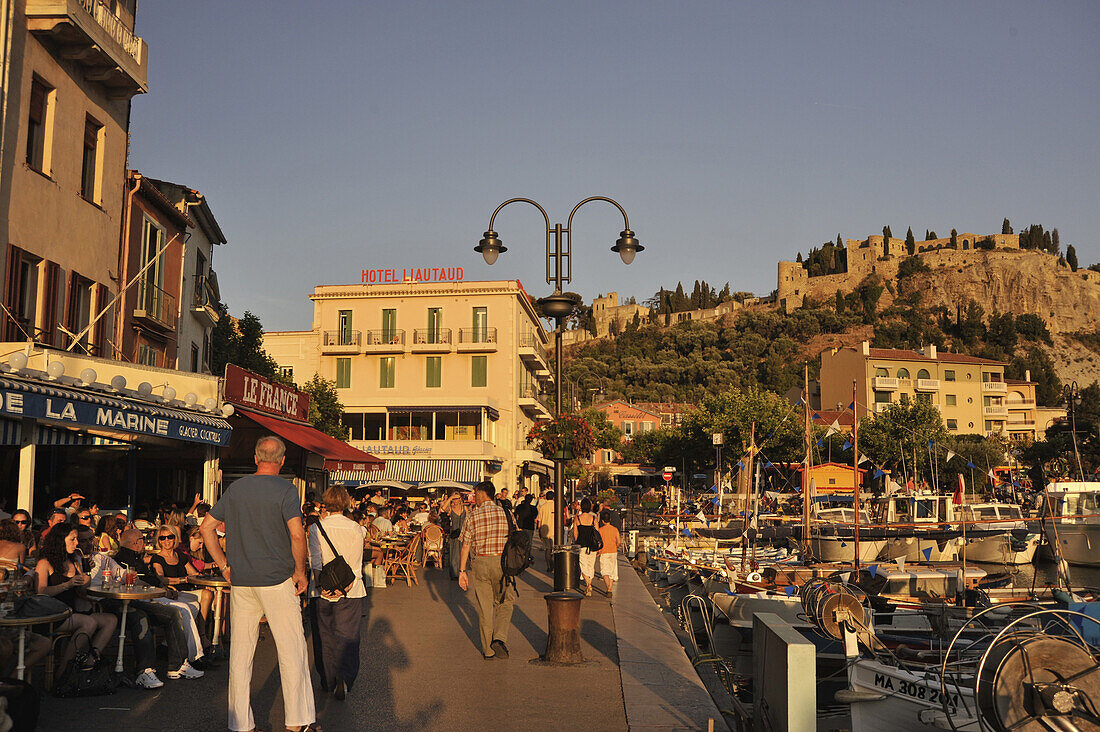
[202,436,319,732]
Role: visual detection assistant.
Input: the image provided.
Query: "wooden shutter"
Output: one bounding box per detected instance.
[41,261,61,345]
[28,81,46,125]
[93,283,108,357]
[3,245,22,340]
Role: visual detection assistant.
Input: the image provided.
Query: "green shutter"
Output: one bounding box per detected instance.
[426,356,441,388]
[471,355,486,387]
[336,357,351,388]
[380,357,395,388]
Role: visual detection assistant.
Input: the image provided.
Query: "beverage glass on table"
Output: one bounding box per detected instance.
[124,569,137,588]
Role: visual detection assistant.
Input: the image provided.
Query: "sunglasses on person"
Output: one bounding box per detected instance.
[77,514,92,521]
[158,535,175,543]
[13,519,28,526]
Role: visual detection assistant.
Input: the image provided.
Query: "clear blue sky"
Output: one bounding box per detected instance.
[130,1,1100,331]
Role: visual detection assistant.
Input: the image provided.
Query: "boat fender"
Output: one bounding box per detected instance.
[835,688,886,704]
[746,571,763,583]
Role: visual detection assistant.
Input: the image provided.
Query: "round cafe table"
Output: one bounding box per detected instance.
[189,574,230,649]
[86,582,165,673]
[0,608,71,680]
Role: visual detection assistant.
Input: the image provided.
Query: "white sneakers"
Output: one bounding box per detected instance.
[136,669,164,689]
[167,660,204,680]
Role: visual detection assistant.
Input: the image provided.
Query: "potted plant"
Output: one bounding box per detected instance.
[527,413,596,463]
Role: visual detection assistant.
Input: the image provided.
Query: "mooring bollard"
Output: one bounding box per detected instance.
[543,590,585,664]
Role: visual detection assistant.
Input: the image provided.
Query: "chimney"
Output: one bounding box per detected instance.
[928,344,936,359]
[861,341,869,356]
[1025,369,1031,382]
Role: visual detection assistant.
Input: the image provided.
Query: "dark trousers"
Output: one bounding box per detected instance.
[307,598,328,690]
[132,600,189,668]
[316,596,362,689]
[101,600,158,671]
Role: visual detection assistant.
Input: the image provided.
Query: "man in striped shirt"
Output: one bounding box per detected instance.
[458,481,516,659]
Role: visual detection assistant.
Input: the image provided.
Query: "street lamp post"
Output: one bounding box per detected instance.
[475,196,642,593]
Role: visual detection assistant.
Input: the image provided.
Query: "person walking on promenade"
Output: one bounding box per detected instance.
[596,509,622,600]
[514,495,537,552]
[308,486,366,701]
[572,498,599,596]
[201,436,319,732]
[535,489,556,571]
[443,494,466,580]
[457,481,515,660]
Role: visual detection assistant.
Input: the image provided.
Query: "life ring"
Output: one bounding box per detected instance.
[746,571,763,583]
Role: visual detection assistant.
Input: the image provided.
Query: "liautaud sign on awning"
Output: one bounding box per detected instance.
[0,377,231,446]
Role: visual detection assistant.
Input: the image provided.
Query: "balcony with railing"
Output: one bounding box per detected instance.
[518,383,552,418]
[981,380,1007,393]
[411,328,453,352]
[984,405,1009,417]
[26,0,149,96]
[189,274,219,328]
[1007,398,1037,408]
[133,279,175,331]
[915,378,940,392]
[874,402,892,413]
[518,332,549,368]
[458,327,498,352]
[321,329,362,354]
[871,376,898,391]
[364,329,406,353]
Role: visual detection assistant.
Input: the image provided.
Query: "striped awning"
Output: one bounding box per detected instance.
[331,458,484,486]
[0,419,130,447]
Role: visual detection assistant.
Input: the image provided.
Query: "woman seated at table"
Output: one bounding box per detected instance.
[95,515,124,554]
[392,509,410,534]
[10,511,36,560]
[147,530,212,660]
[0,519,26,569]
[179,525,215,625]
[34,526,117,673]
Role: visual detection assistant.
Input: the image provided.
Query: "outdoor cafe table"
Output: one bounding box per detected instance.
[0,607,71,679]
[189,574,230,649]
[86,582,165,673]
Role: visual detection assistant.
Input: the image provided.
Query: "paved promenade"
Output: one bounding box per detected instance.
[40,557,725,731]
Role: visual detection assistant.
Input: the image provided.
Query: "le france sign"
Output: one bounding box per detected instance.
[223,364,310,422]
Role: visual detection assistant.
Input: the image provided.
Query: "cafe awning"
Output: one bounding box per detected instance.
[331,458,482,485]
[238,409,384,472]
[0,418,130,446]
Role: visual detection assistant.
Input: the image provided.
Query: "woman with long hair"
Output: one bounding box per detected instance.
[572,497,600,597]
[34,527,117,673]
[0,519,26,568]
[10,510,36,558]
[95,514,124,553]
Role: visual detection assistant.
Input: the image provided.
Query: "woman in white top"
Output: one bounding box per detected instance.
[308,486,367,701]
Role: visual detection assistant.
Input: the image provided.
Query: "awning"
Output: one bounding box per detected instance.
[521,460,552,477]
[386,405,499,421]
[238,409,384,472]
[0,376,231,446]
[0,418,130,447]
[332,458,482,485]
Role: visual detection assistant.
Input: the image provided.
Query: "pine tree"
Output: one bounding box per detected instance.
[950,229,958,249]
[928,230,937,240]
[1002,218,1012,235]
[1052,228,1060,253]
[905,227,916,255]
[1067,244,1078,271]
[796,252,803,263]
[1043,231,1053,253]
[924,229,930,240]
[835,290,844,313]
[673,282,686,312]
[836,234,843,249]
[883,225,892,240]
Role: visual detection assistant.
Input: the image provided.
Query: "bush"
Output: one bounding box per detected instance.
[976,237,995,250]
[897,257,930,280]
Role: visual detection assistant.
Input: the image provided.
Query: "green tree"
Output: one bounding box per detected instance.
[857,400,948,477]
[882,225,892,240]
[1016,313,1052,344]
[941,434,1007,481]
[1002,218,1012,235]
[581,407,623,451]
[897,256,930,281]
[949,229,958,249]
[210,306,279,379]
[1007,348,1063,406]
[301,374,347,439]
[905,227,915,255]
[1067,244,1078,272]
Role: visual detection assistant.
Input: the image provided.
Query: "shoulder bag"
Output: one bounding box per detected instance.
[315,521,356,597]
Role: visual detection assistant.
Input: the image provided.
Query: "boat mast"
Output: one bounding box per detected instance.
[802,366,812,559]
[741,421,756,572]
[852,380,861,570]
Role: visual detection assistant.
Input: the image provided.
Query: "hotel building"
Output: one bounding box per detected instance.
[820,341,1061,440]
[263,279,556,492]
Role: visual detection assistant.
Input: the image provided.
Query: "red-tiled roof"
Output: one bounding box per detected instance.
[811,410,854,427]
[866,348,1004,366]
[1005,379,1036,386]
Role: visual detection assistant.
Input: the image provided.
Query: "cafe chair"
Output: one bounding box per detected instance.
[421,525,444,568]
[386,534,421,587]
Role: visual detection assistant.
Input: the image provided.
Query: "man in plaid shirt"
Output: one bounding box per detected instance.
[458,481,516,659]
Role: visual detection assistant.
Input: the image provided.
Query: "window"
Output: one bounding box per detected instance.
[363,413,385,440]
[916,369,930,380]
[191,344,200,372]
[80,116,102,202]
[875,367,888,377]
[26,78,52,172]
[65,273,93,353]
[944,370,956,382]
[915,392,932,404]
[945,394,957,406]
[338,310,353,345]
[623,421,634,437]
[873,390,891,403]
[341,413,364,441]
[427,308,442,343]
[137,343,159,366]
[139,217,166,317]
[389,411,433,440]
[471,355,487,387]
[380,357,395,388]
[381,308,397,342]
[984,420,994,431]
[472,307,488,341]
[335,357,351,388]
[642,421,654,432]
[436,410,481,440]
[4,247,40,340]
[278,365,293,381]
[896,368,910,379]
[426,356,441,388]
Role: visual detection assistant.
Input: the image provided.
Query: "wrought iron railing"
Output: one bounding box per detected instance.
[459,327,497,344]
[134,279,175,328]
[79,0,142,58]
[323,330,362,346]
[413,328,452,345]
[366,329,405,345]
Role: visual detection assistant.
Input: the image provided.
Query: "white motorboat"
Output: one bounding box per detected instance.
[957,502,1040,565]
[1043,481,1100,567]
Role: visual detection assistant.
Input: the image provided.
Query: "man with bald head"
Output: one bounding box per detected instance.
[202,435,317,732]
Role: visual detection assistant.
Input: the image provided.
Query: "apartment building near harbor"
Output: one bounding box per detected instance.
[262,279,556,493]
[820,341,1062,440]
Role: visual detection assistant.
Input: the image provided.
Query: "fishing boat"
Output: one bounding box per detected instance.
[1043,481,1100,567]
[957,502,1041,564]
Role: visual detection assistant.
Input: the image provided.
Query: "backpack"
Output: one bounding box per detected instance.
[500,506,533,588]
[578,517,603,552]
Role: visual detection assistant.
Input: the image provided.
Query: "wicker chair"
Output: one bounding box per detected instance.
[421,525,445,568]
[385,534,421,587]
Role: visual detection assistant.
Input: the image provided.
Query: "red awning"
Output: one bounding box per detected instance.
[239,410,384,472]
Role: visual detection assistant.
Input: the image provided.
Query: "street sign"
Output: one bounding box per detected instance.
[663,471,673,482]
[712,432,724,445]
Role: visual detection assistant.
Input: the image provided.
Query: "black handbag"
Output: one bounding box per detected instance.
[579,519,603,552]
[52,633,118,698]
[315,521,356,597]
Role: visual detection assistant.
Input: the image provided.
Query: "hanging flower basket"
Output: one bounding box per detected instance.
[527,413,596,462]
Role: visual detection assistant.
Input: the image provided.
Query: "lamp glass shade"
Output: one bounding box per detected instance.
[110,375,127,390]
[46,361,65,379]
[475,231,507,266]
[7,352,27,371]
[612,229,643,265]
[79,368,97,385]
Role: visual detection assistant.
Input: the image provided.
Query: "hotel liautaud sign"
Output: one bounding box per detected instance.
[360,267,464,284]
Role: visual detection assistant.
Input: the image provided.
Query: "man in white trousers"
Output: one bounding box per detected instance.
[202,436,319,732]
